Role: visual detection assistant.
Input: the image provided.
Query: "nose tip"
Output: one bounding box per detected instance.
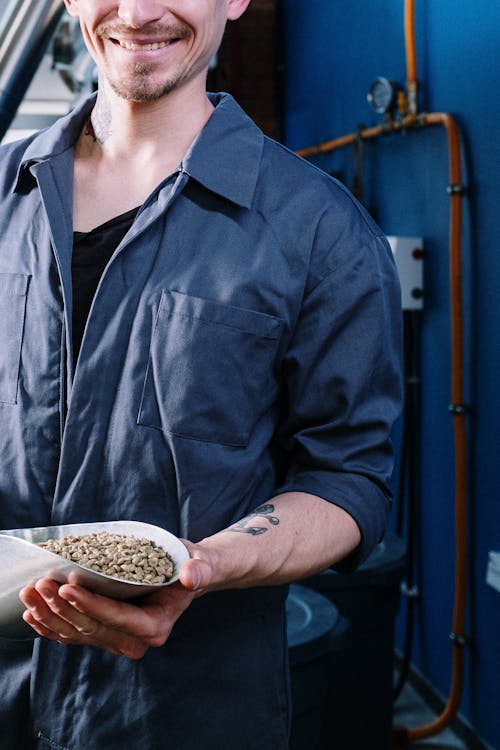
[117,0,166,28]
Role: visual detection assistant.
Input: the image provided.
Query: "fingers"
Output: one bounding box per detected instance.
[58,583,146,634]
[36,580,101,636]
[20,584,98,647]
[18,575,200,658]
[19,581,152,658]
[22,605,81,646]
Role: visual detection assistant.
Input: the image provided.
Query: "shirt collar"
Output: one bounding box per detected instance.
[14,92,264,209]
[13,94,96,194]
[181,92,264,209]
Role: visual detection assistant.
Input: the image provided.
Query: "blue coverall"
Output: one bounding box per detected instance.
[0,92,402,749]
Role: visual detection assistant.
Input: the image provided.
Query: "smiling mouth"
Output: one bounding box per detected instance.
[100,22,188,52]
[116,39,176,51]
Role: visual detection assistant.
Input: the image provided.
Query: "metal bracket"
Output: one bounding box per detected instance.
[447,183,466,195]
[449,632,467,647]
[400,581,420,599]
[448,403,467,415]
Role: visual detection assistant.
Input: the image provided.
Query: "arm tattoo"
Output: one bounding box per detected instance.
[225,503,280,536]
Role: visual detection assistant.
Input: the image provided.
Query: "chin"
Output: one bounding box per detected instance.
[110,78,180,102]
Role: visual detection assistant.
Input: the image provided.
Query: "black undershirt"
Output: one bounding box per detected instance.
[72,207,138,364]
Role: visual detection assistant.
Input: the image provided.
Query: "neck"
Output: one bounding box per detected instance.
[80,78,214,165]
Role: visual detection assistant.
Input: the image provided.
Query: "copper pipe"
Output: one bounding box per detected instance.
[404,112,467,743]
[405,0,418,114]
[296,122,393,160]
[405,0,417,83]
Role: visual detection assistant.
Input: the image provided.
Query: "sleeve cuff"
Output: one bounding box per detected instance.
[275,469,391,570]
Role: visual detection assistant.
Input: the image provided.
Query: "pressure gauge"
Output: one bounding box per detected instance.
[367,77,402,114]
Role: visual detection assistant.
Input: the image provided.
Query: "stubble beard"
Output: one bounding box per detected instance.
[97,21,193,103]
[107,62,185,102]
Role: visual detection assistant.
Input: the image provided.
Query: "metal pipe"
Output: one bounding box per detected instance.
[0,0,66,142]
[404,0,418,115]
[404,111,468,744]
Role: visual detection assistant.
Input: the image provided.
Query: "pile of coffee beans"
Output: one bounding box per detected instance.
[38,531,174,584]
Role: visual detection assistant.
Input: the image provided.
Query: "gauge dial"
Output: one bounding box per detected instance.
[367,77,401,114]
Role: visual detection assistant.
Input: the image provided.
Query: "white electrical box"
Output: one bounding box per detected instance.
[387,236,424,310]
[486,551,500,594]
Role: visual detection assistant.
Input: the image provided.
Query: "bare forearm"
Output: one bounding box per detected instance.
[182,492,361,593]
[19,493,361,658]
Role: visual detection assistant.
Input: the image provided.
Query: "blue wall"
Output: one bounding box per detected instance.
[283,2,500,747]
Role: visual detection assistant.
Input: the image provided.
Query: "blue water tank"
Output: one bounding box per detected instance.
[302,532,407,750]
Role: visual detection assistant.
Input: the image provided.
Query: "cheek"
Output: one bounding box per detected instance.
[195,21,226,60]
[80,23,107,66]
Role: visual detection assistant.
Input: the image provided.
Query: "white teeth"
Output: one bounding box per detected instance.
[118,40,170,51]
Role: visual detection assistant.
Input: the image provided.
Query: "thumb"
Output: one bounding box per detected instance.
[178,556,213,592]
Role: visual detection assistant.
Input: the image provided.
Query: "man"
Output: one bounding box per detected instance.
[0,1,402,748]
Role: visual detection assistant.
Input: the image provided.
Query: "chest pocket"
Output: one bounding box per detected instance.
[138,290,283,446]
[0,273,30,404]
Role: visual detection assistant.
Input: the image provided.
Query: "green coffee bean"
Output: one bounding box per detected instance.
[38,531,175,584]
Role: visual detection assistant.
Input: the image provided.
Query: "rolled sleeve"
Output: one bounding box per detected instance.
[275,230,403,568]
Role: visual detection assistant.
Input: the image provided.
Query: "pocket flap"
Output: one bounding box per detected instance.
[0,272,30,297]
[163,289,282,340]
